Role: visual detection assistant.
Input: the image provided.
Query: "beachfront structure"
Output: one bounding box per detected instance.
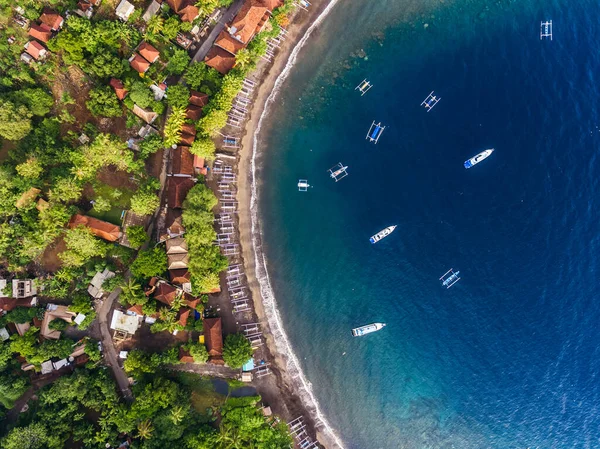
[540,20,552,40]
[421,91,441,112]
[355,78,373,96]
[366,121,385,144]
[167,177,195,209]
[440,268,461,289]
[328,163,349,182]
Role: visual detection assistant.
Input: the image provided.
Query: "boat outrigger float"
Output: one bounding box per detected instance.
[440,269,461,289]
[352,322,386,337]
[370,225,397,244]
[464,148,494,169]
[366,121,385,144]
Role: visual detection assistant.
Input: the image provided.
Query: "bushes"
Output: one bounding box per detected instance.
[138,134,163,159]
[185,342,208,363]
[126,225,148,248]
[223,333,253,369]
[48,318,69,331]
[131,247,167,280]
[129,81,154,109]
[165,84,190,109]
[59,226,107,268]
[68,293,96,330]
[189,136,216,160]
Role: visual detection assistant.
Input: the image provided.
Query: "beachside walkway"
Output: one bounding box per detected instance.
[191,0,246,63]
[168,363,239,379]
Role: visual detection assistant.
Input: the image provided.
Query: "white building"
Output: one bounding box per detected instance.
[115,0,135,21]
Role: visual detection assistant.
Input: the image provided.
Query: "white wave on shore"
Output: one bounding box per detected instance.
[249,0,345,448]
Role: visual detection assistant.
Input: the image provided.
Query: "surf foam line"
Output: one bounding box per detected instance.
[249,0,345,448]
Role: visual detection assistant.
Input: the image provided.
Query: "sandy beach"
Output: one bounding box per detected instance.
[234,0,342,447]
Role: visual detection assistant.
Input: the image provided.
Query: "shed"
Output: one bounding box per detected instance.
[110,310,140,335]
[143,0,162,22]
[116,0,135,21]
[132,104,158,124]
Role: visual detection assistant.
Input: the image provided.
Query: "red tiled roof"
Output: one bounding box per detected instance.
[186,104,203,121]
[203,317,224,363]
[165,208,184,236]
[179,346,194,363]
[166,0,199,22]
[204,46,236,75]
[109,78,128,100]
[130,53,150,73]
[68,214,121,242]
[171,146,195,176]
[169,269,191,284]
[214,30,245,55]
[189,91,209,107]
[167,177,195,208]
[184,294,200,309]
[25,40,46,60]
[181,123,196,136]
[78,1,92,12]
[177,308,191,326]
[154,281,178,306]
[179,131,195,146]
[40,8,64,31]
[229,0,278,45]
[0,297,35,313]
[28,23,52,43]
[127,304,144,316]
[138,42,160,63]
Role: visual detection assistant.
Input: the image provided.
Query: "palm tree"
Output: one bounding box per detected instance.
[120,278,145,306]
[136,419,154,440]
[235,49,252,70]
[146,16,164,35]
[170,405,186,425]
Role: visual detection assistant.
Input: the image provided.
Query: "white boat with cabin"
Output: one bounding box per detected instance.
[464,148,494,169]
[370,225,397,244]
[352,322,386,337]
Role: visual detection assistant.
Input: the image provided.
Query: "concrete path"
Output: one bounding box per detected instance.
[168,363,239,379]
[191,0,246,63]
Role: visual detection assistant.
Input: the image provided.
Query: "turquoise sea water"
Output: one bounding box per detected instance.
[256,0,600,447]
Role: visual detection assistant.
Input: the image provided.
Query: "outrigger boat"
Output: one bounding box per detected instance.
[352,322,386,337]
[421,91,440,112]
[297,179,309,191]
[355,78,373,96]
[366,121,385,144]
[370,225,396,244]
[439,269,461,289]
[328,163,348,182]
[464,148,494,169]
[540,20,552,40]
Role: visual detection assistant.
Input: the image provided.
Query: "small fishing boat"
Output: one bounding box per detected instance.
[370,225,397,244]
[352,322,386,337]
[464,148,494,169]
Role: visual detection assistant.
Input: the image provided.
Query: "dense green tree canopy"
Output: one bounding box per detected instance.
[131,247,167,279]
[59,226,107,267]
[222,333,253,369]
[86,86,123,118]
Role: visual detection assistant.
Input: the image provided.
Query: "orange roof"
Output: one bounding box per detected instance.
[0,297,35,313]
[127,304,144,316]
[130,53,150,73]
[28,23,52,43]
[181,123,196,136]
[40,8,64,31]
[204,47,236,75]
[204,317,224,363]
[25,41,46,60]
[68,214,121,242]
[171,146,195,176]
[177,308,191,326]
[179,131,195,146]
[229,0,278,45]
[169,269,191,284]
[168,177,195,208]
[215,30,245,55]
[166,0,199,22]
[193,155,208,176]
[184,294,200,309]
[77,1,92,11]
[189,91,209,107]
[154,281,178,306]
[179,346,194,363]
[165,208,184,235]
[186,105,203,121]
[109,78,128,100]
[138,42,160,63]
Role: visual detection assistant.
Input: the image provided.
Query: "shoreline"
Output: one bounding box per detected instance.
[234,0,343,447]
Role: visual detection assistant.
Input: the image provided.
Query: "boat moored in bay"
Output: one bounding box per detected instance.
[370,225,397,244]
[464,148,494,169]
[352,323,386,337]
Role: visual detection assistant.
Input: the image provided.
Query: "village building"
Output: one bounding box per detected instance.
[109,78,128,100]
[169,146,195,177]
[132,104,158,124]
[204,47,237,75]
[88,268,116,299]
[116,0,135,21]
[75,1,94,18]
[169,268,192,292]
[41,304,76,340]
[161,208,185,239]
[178,346,194,363]
[189,90,209,108]
[150,83,167,101]
[193,155,208,176]
[179,130,196,146]
[138,42,160,63]
[24,40,47,60]
[28,23,52,43]
[204,317,224,364]
[142,0,162,22]
[129,53,151,73]
[20,52,33,64]
[39,8,64,31]
[0,296,37,314]
[12,279,37,299]
[168,252,189,270]
[110,309,140,336]
[166,0,200,22]
[186,104,203,121]
[69,214,121,242]
[176,308,191,328]
[166,237,189,255]
[167,177,195,209]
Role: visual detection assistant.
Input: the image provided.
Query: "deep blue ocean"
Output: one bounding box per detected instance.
[256,0,600,447]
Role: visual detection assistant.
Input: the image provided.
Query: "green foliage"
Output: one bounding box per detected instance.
[185,342,208,363]
[126,225,148,248]
[86,86,123,117]
[49,177,83,203]
[222,333,253,369]
[68,293,96,330]
[123,349,160,375]
[164,106,186,147]
[1,422,51,449]
[0,99,32,140]
[87,52,125,79]
[138,133,163,159]
[162,16,182,40]
[0,372,28,409]
[11,88,54,116]
[190,136,216,160]
[166,49,191,76]
[197,109,227,136]
[167,84,191,109]
[59,226,107,267]
[130,179,160,216]
[84,339,102,363]
[129,81,153,109]
[119,278,147,306]
[48,318,69,331]
[15,157,43,179]
[131,247,167,280]
[70,133,137,181]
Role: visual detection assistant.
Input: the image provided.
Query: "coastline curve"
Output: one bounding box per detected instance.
[249,0,345,447]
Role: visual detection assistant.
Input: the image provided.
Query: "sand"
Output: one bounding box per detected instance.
[235,0,341,447]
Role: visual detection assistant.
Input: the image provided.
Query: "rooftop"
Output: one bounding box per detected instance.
[189,90,209,107]
[129,53,151,73]
[68,214,121,242]
[166,0,200,22]
[167,177,195,208]
[166,237,189,254]
[138,42,160,63]
[168,252,190,270]
[186,104,203,121]
[28,23,52,43]
[39,8,63,31]
[215,30,246,55]
[109,78,128,100]
[170,146,195,177]
[25,40,46,60]
[110,309,140,335]
[204,317,224,364]
[204,46,237,75]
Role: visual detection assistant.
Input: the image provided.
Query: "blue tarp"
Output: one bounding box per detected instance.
[242,358,255,372]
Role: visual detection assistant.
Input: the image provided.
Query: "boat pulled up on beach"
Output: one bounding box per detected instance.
[464,148,494,169]
[370,225,397,244]
[352,323,386,337]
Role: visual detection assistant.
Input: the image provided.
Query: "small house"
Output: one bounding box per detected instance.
[132,104,158,124]
[41,304,76,340]
[109,78,128,100]
[129,53,150,73]
[186,105,203,121]
[193,155,208,176]
[75,1,94,19]
[166,0,200,23]
[87,268,116,299]
[24,41,47,60]
[116,0,135,21]
[204,47,236,75]
[168,252,189,270]
[12,279,37,299]
[203,317,224,365]
[142,0,162,22]
[138,42,160,63]
[166,237,188,255]
[189,90,209,107]
[39,8,64,31]
[110,310,140,335]
[28,23,52,43]
[68,214,121,242]
[167,177,195,209]
[169,146,195,177]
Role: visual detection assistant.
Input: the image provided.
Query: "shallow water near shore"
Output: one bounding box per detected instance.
[256,0,600,447]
